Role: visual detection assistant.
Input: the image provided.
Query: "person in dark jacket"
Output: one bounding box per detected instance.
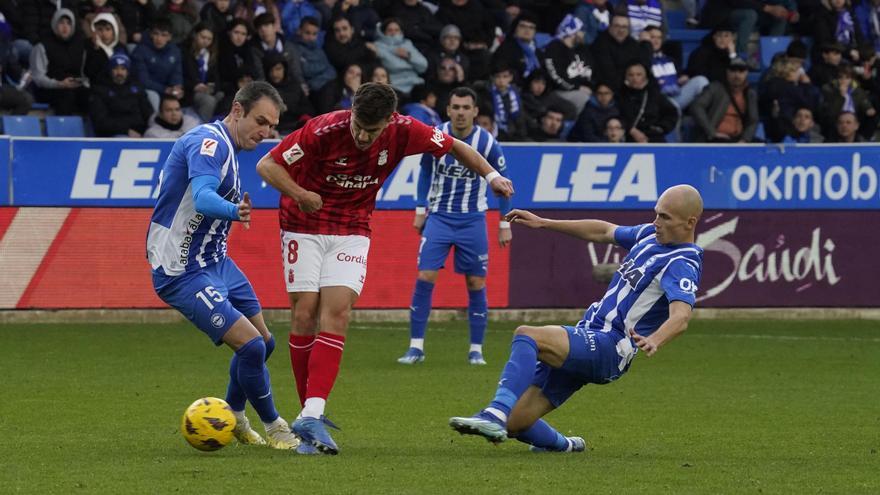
[30,8,88,114]
[294,16,337,113]
[116,0,156,45]
[491,11,541,87]
[131,17,184,111]
[89,52,153,136]
[689,57,759,142]
[389,0,443,59]
[22,0,77,45]
[617,60,678,142]
[217,19,259,97]
[199,0,234,39]
[181,22,222,122]
[542,14,595,116]
[812,0,864,62]
[590,14,651,91]
[263,51,312,133]
[686,25,738,83]
[323,15,377,74]
[436,0,496,80]
[569,82,620,142]
[83,13,127,88]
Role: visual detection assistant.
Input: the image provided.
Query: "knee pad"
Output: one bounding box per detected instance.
[265,335,276,361]
[236,336,266,365]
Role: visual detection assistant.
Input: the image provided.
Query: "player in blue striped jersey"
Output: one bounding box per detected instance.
[398,87,512,366]
[146,82,301,451]
[450,184,704,452]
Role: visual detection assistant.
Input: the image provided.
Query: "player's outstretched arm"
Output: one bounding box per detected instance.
[449,139,514,198]
[505,209,618,243]
[255,152,323,213]
[629,301,692,357]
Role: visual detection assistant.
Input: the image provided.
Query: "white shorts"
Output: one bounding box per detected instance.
[281,231,370,295]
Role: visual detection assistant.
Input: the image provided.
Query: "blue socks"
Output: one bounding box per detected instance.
[226,335,276,412]
[409,279,435,340]
[235,336,278,423]
[467,287,488,345]
[488,334,538,419]
[515,419,568,451]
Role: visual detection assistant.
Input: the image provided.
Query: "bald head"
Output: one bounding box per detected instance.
[653,185,703,245]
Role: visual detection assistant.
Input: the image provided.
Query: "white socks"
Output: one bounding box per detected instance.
[300,398,326,419]
[409,338,424,351]
[469,343,483,354]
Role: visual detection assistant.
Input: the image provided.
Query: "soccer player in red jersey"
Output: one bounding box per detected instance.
[256,83,515,454]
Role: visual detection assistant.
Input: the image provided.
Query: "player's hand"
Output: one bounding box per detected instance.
[297,190,323,213]
[413,212,426,233]
[490,176,514,198]
[498,226,512,247]
[504,209,545,229]
[629,328,659,357]
[238,192,252,229]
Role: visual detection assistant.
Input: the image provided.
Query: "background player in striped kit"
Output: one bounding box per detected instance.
[449,185,704,453]
[146,82,300,450]
[398,87,512,366]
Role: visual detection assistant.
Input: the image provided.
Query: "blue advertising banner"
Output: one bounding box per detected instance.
[0,137,9,205]
[8,138,880,209]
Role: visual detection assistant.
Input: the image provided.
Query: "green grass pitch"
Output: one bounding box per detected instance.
[1,319,878,494]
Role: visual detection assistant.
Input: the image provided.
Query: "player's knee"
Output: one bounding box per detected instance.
[292,313,318,334]
[514,325,536,338]
[264,334,276,360]
[465,277,485,291]
[322,306,352,328]
[236,336,267,364]
[417,271,438,283]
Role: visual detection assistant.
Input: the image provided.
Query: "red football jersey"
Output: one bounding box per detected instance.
[269,110,454,236]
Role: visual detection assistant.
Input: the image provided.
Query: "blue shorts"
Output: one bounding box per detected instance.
[153,257,261,346]
[418,212,488,276]
[532,326,634,408]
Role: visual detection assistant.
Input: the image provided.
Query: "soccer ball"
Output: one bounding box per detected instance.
[180,397,237,451]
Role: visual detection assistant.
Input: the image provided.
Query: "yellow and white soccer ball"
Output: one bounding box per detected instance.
[181,397,237,451]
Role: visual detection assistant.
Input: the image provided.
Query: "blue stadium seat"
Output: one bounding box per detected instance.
[46,116,85,138]
[535,32,553,49]
[560,120,575,140]
[668,28,709,42]
[2,115,42,136]
[761,36,792,70]
[666,10,687,29]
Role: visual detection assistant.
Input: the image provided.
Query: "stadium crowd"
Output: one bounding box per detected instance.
[1,0,879,143]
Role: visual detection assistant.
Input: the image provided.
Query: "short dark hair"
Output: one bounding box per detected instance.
[381,17,402,33]
[300,16,321,30]
[449,86,478,105]
[352,82,398,124]
[233,81,286,115]
[151,17,172,34]
[253,13,276,29]
[228,19,251,35]
[159,94,181,110]
[409,84,434,103]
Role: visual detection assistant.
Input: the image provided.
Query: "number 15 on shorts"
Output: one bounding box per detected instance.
[196,286,224,309]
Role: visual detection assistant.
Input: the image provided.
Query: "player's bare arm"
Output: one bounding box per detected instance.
[238,191,252,229]
[449,139,514,198]
[505,209,618,243]
[413,211,426,233]
[256,153,324,213]
[629,301,692,357]
[498,227,512,247]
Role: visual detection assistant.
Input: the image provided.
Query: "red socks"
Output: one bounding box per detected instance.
[288,334,315,406]
[305,332,346,401]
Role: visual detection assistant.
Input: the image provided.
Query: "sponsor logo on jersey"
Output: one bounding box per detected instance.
[430,128,446,148]
[326,173,380,189]
[178,213,205,266]
[282,143,304,165]
[200,138,218,156]
[378,150,388,166]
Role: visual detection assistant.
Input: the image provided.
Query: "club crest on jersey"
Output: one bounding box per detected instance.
[200,138,218,156]
[378,149,388,166]
[430,128,445,148]
[282,143,304,165]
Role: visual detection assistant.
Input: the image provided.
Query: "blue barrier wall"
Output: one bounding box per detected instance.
[7,138,880,209]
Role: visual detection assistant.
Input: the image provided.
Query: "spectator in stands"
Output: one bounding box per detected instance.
[31,8,88,115]
[295,16,337,113]
[373,17,427,96]
[573,0,611,45]
[617,60,678,142]
[200,0,234,39]
[22,0,77,47]
[430,55,460,120]
[335,62,362,109]
[280,0,321,37]
[84,13,127,87]
[89,52,152,137]
[855,0,880,52]
[160,0,199,44]
[809,41,845,87]
[132,17,183,111]
[437,0,497,81]
[486,63,528,141]
[819,63,876,138]
[604,116,626,142]
[853,43,880,94]
[215,66,254,115]
[540,14,594,116]
[689,57,759,142]
[760,56,822,141]
[250,12,306,87]
[182,22,222,123]
[699,0,793,61]
[79,0,128,46]
[262,51,313,133]
[475,105,498,136]
[333,0,381,40]
[687,24,737,83]
[591,14,651,92]
[235,0,282,36]
[0,0,27,68]
[626,0,663,40]
[829,110,865,140]
[644,26,709,115]
[371,64,390,84]
[569,82,619,142]
[428,24,469,84]
[402,83,441,125]
[0,28,32,115]
[115,0,156,46]
[324,15,378,74]
[521,69,577,132]
[528,107,566,141]
[144,94,199,137]
[492,12,541,87]
[390,0,443,59]
[782,107,825,142]
[814,0,864,62]
[218,19,259,95]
